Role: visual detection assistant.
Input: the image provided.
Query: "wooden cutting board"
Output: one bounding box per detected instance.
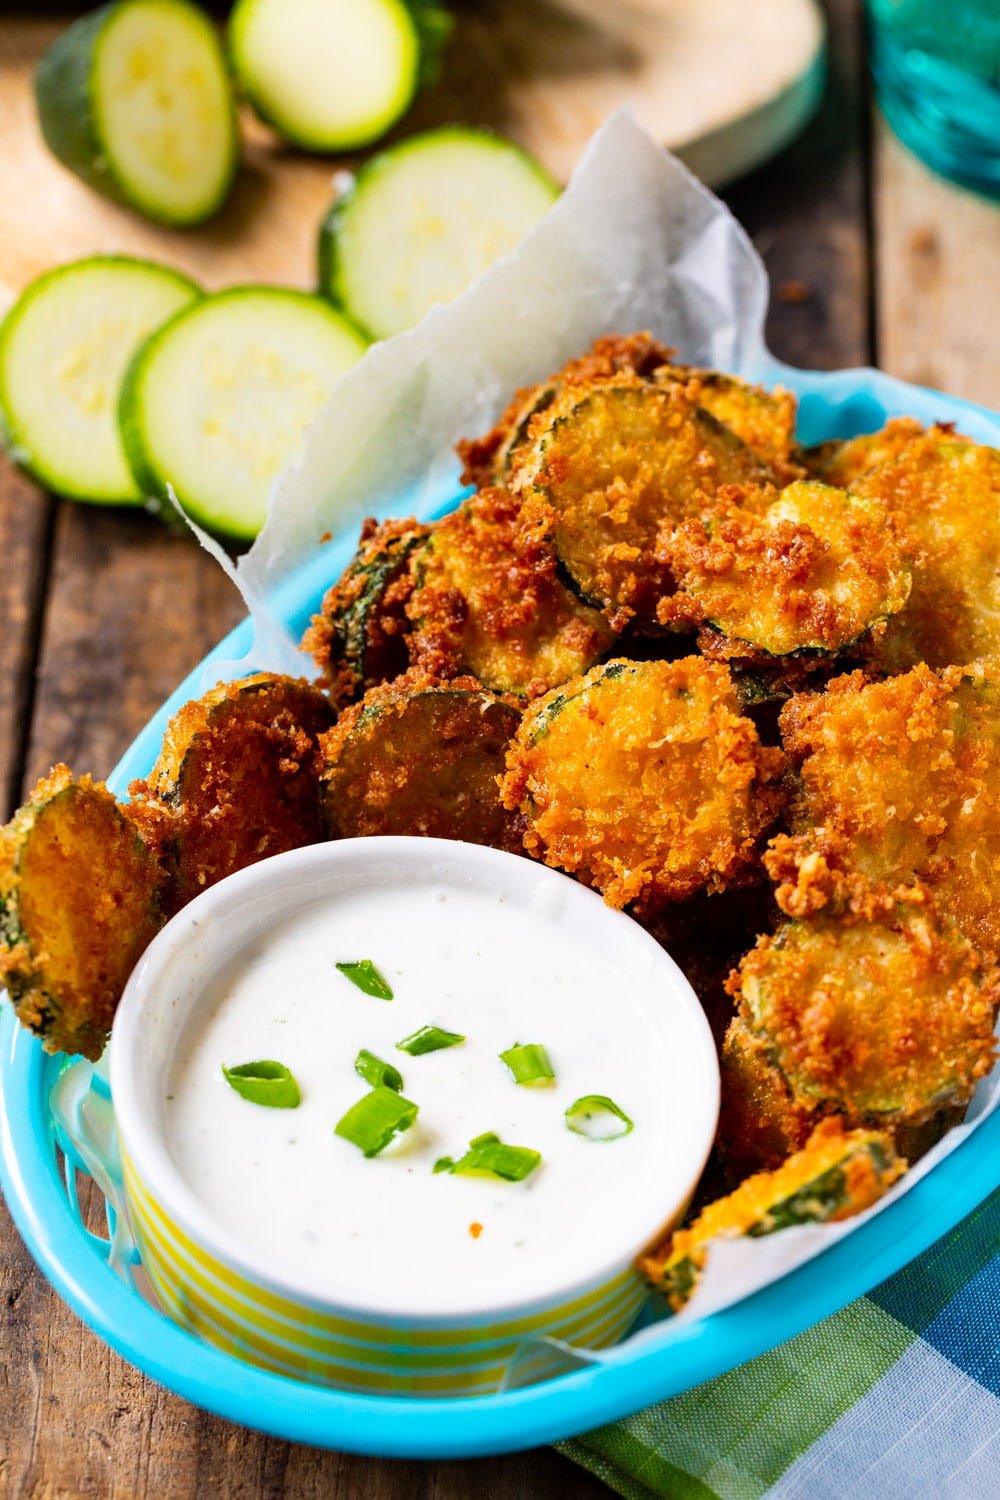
[0,0,824,307]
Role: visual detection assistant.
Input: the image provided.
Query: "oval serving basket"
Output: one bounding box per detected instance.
[3,362,1000,1459]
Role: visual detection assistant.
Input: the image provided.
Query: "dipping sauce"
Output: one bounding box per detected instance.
[164,876,706,1318]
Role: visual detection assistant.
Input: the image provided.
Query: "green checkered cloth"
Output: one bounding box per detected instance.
[560,1188,1000,1498]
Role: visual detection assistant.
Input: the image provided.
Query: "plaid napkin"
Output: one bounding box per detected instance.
[560,1187,1000,1498]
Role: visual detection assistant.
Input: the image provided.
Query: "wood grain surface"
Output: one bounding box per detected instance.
[3,1,1000,1496]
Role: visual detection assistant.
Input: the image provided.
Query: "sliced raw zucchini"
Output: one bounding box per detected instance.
[302,516,429,708]
[0,766,162,1059]
[501,657,786,915]
[127,673,333,905]
[319,127,559,339]
[120,287,369,538]
[510,380,771,625]
[407,487,615,696]
[0,256,199,503]
[230,0,449,153]
[321,675,524,852]
[641,1118,905,1311]
[734,904,998,1126]
[35,0,238,227]
[660,481,912,659]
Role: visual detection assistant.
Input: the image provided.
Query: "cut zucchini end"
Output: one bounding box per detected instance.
[36,0,239,228]
[0,255,201,504]
[230,0,423,153]
[319,126,560,340]
[120,287,369,539]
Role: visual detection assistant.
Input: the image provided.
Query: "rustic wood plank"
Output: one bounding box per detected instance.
[724,0,872,371]
[873,120,1000,408]
[0,463,52,821]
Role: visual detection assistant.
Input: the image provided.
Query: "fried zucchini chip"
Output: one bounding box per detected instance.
[0,766,162,1059]
[129,674,333,904]
[803,418,930,488]
[456,331,675,487]
[641,1117,905,1311]
[301,517,429,707]
[501,657,786,915]
[780,661,1000,954]
[850,436,1000,670]
[407,487,614,697]
[510,379,771,626]
[731,896,999,1127]
[658,481,911,661]
[658,368,802,484]
[718,1015,815,1179]
[321,673,523,851]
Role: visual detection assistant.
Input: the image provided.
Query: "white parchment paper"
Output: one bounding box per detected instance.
[134,111,1000,1370]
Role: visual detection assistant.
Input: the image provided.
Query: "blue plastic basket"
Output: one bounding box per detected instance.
[3,361,1000,1459]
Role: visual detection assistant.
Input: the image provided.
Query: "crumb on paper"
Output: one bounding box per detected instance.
[777,280,812,304]
[469,1222,483,1239]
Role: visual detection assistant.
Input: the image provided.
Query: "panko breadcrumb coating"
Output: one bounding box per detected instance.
[501,657,786,915]
[0,766,162,1059]
[641,1117,906,1311]
[302,517,429,708]
[852,435,1000,671]
[658,481,911,660]
[730,891,999,1126]
[804,417,932,488]
[657,368,803,485]
[128,673,333,906]
[406,486,614,697]
[780,661,1000,956]
[321,671,524,851]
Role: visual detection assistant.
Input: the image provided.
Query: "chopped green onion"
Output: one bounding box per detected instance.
[335,959,393,999]
[354,1049,403,1092]
[565,1095,633,1141]
[222,1060,300,1109]
[499,1042,554,1086]
[396,1024,465,1056]
[334,1085,418,1157]
[435,1131,541,1182]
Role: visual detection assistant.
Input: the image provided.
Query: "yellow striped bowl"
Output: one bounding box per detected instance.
[110,839,718,1396]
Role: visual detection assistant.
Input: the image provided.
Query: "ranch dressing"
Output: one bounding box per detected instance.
[166,881,699,1317]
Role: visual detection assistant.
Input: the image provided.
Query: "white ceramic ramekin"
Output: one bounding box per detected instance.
[110,838,719,1396]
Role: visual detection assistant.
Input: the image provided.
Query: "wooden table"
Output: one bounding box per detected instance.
[2,2,999,1495]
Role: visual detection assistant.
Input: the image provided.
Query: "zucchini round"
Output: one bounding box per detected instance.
[321,676,523,851]
[511,380,770,625]
[301,516,429,707]
[319,127,559,339]
[0,256,199,504]
[659,368,803,484]
[35,0,238,227]
[230,0,448,153]
[128,673,333,905]
[0,766,162,1059]
[501,657,786,915]
[120,287,369,538]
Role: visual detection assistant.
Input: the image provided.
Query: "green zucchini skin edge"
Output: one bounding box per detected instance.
[229,0,450,154]
[118,286,369,536]
[35,0,239,228]
[0,255,202,503]
[316,125,561,335]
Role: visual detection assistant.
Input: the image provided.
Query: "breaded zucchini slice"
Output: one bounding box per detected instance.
[803,418,930,488]
[718,1015,814,1180]
[851,436,1000,671]
[129,674,333,903]
[301,517,429,707]
[0,767,162,1059]
[658,481,911,660]
[640,1117,905,1311]
[658,368,802,484]
[407,487,614,697]
[731,899,999,1126]
[510,379,770,626]
[456,332,675,488]
[501,657,786,915]
[780,661,1000,955]
[321,673,523,851]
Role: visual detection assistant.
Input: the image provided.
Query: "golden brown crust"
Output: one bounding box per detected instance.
[407,486,614,697]
[128,673,333,905]
[501,657,787,916]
